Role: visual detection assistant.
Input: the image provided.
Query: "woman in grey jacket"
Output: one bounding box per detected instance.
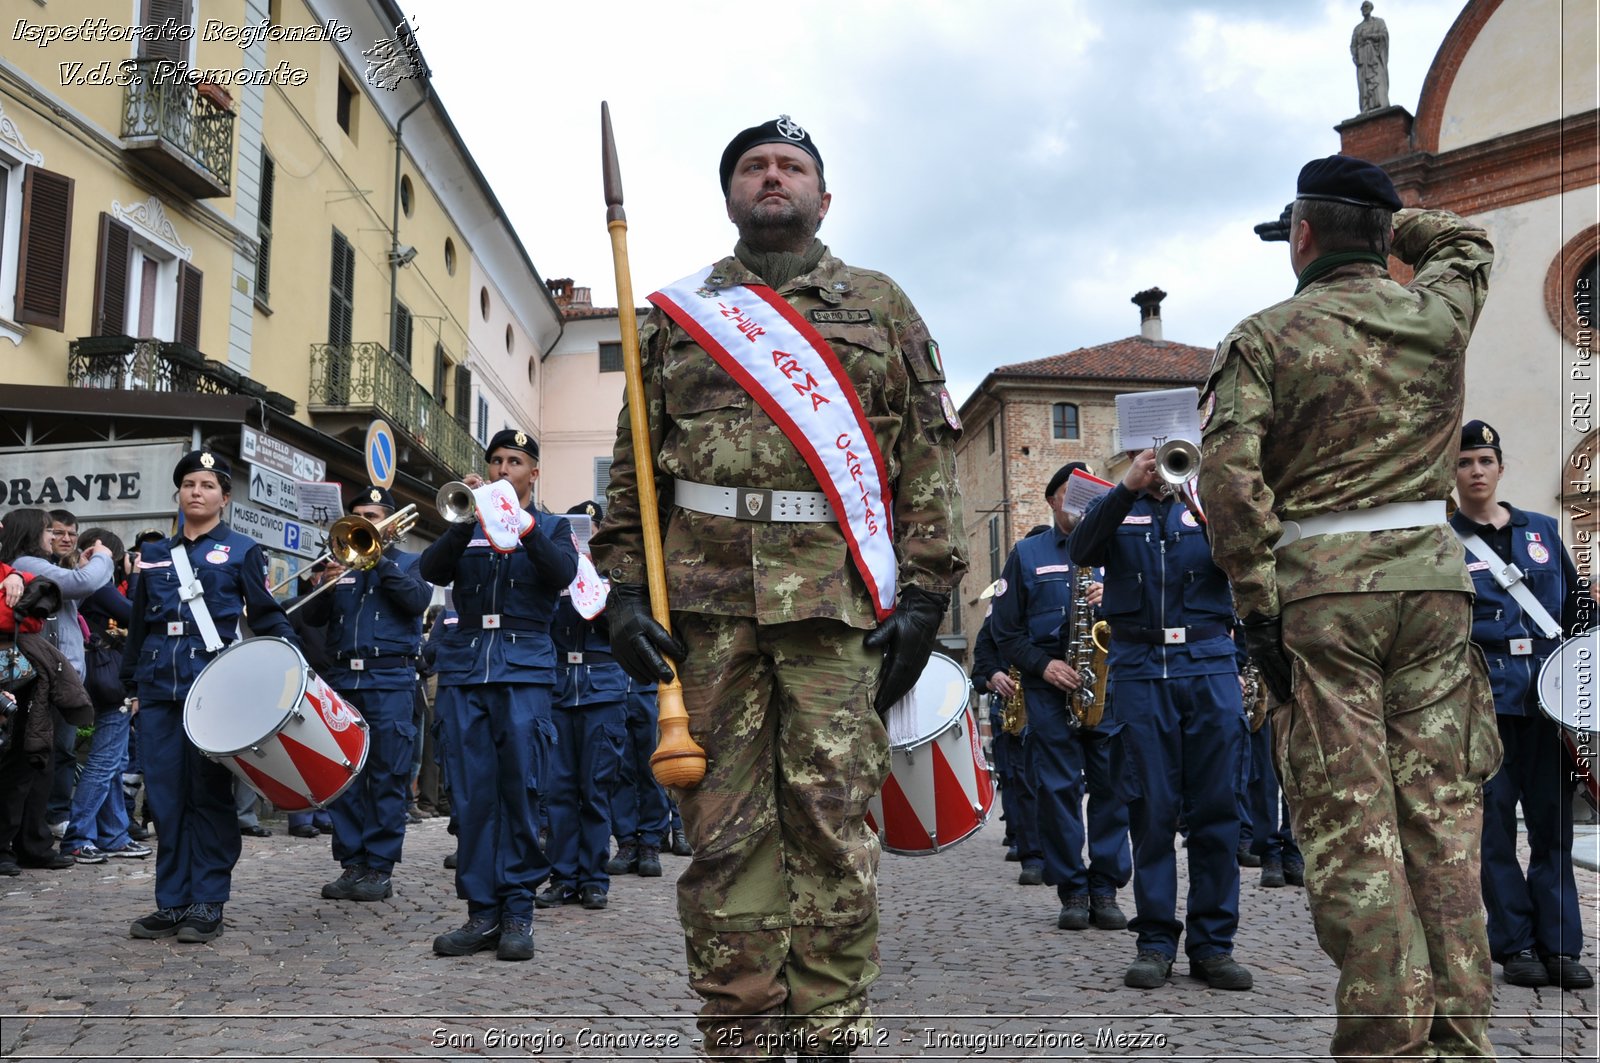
[1,508,114,856]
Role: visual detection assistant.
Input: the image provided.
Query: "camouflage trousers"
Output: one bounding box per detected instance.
[670,612,890,1060]
[1278,590,1502,1063]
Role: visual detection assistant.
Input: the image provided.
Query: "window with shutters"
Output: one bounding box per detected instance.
[598,342,623,373]
[90,210,197,346]
[0,154,41,336]
[453,363,472,429]
[433,342,449,402]
[326,229,354,404]
[391,302,413,368]
[14,166,75,332]
[254,151,274,308]
[988,514,1002,582]
[477,396,490,446]
[594,457,612,502]
[336,75,357,140]
[138,0,194,66]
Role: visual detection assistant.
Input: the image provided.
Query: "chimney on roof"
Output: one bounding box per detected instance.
[546,277,574,305]
[1131,287,1166,342]
[569,286,592,310]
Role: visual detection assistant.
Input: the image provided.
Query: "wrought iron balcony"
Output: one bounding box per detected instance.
[68,336,295,414]
[120,59,234,198]
[309,342,479,479]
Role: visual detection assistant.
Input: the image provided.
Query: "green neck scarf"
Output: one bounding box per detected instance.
[735,238,826,290]
[1294,250,1387,294]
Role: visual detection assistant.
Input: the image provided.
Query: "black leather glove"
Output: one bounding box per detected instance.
[864,585,949,716]
[606,583,686,685]
[1239,612,1293,705]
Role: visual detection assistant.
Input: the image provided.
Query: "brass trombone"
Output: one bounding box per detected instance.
[436,481,476,523]
[274,503,419,611]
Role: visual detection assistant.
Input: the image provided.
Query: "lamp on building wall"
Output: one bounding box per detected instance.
[388,244,418,268]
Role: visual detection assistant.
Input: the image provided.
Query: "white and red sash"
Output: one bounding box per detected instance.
[650,266,897,619]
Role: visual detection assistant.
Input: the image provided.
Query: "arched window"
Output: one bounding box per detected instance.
[1052,402,1080,441]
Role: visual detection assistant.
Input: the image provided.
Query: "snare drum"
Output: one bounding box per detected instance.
[184,637,370,811]
[1536,632,1598,735]
[865,653,995,855]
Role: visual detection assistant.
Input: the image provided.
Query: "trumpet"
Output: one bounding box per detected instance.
[1155,438,1201,488]
[279,503,419,613]
[437,480,476,523]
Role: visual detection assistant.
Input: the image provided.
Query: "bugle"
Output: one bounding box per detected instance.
[1154,438,1207,526]
[437,481,476,523]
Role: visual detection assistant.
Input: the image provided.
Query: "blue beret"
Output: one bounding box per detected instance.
[1045,461,1090,500]
[1461,419,1502,454]
[1296,155,1402,211]
[172,450,232,486]
[350,485,396,512]
[720,115,824,195]
[485,428,539,462]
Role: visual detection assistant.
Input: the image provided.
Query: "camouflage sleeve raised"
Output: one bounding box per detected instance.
[891,295,968,595]
[590,311,670,586]
[1198,331,1282,618]
[1391,207,1495,333]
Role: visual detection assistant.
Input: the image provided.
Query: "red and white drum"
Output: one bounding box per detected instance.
[866,653,995,855]
[1536,632,1600,811]
[184,637,369,811]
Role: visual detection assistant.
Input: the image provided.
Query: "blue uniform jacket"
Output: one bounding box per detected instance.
[1069,484,1240,680]
[301,546,431,691]
[971,612,1006,694]
[418,509,578,687]
[552,594,628,708]
[1450,505,1589,716]
[990,525,1084,691]
[120,522,299,700]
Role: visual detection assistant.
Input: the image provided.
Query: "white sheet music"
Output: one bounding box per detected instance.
[1116,387,1202,453]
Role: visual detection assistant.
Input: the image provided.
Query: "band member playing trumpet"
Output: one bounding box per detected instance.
[1070,448,1250,991]
[990,464,1130,933]
[1199,157,1499,1062]
[418,431,577,962]
[1451,420,1593,989]
[590,115,965,1060]
[121,450,299,944]
[299,486,431,905]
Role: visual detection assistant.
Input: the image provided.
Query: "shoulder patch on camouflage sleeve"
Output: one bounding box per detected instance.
[901,320,945,385]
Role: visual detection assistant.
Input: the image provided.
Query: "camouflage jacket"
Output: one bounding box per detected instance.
[1198,209,1494,618]
[590,248,967,629]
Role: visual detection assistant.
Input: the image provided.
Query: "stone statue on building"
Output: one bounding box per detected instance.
[1351,1,1390,112]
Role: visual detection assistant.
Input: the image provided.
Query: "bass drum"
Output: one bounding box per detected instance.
[865,653,995,855]
[184,636,370,811]
[1535,631,1600,812]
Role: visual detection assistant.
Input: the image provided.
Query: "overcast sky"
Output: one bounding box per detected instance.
[397,0,1464,406]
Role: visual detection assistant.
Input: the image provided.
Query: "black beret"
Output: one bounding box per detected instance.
[485,428,539,463]
[1461,419,1503,454]
[1025,524,1051,538]
[1296,155,1402,211]
[719,115,824,196]
[1045,461,1090,500]
[566,500,603,521]
[350,485,396,512]
[172,449,232,487]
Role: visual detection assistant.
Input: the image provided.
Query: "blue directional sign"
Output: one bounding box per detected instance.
[365,419,398,489]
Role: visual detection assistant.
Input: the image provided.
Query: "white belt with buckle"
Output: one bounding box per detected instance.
[1508,638,1533,656]
[1274,500,1447,551]
[482,614,501,630]
[673,478,838,523]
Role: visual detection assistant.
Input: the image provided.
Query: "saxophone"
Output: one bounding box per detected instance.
[1066,566,1104,728]
[1000,665,1026,735]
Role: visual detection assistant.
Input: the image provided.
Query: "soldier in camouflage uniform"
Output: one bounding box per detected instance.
[1199,155,1502,1061]
[591,116,966,1062]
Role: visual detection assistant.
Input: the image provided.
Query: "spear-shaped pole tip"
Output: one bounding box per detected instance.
[602,101,625,223]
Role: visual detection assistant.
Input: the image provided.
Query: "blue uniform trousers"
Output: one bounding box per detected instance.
[548,697,626,888]
[987,704,1022,849]
[1481,712,1584,962]
[611,685,669,847]
[434,682,553,918]
[328,686,416,873]
[142,702,241,909]
[1243,719,1299,865]
[1023,687,1129,898]
[1111,674,1242,960]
